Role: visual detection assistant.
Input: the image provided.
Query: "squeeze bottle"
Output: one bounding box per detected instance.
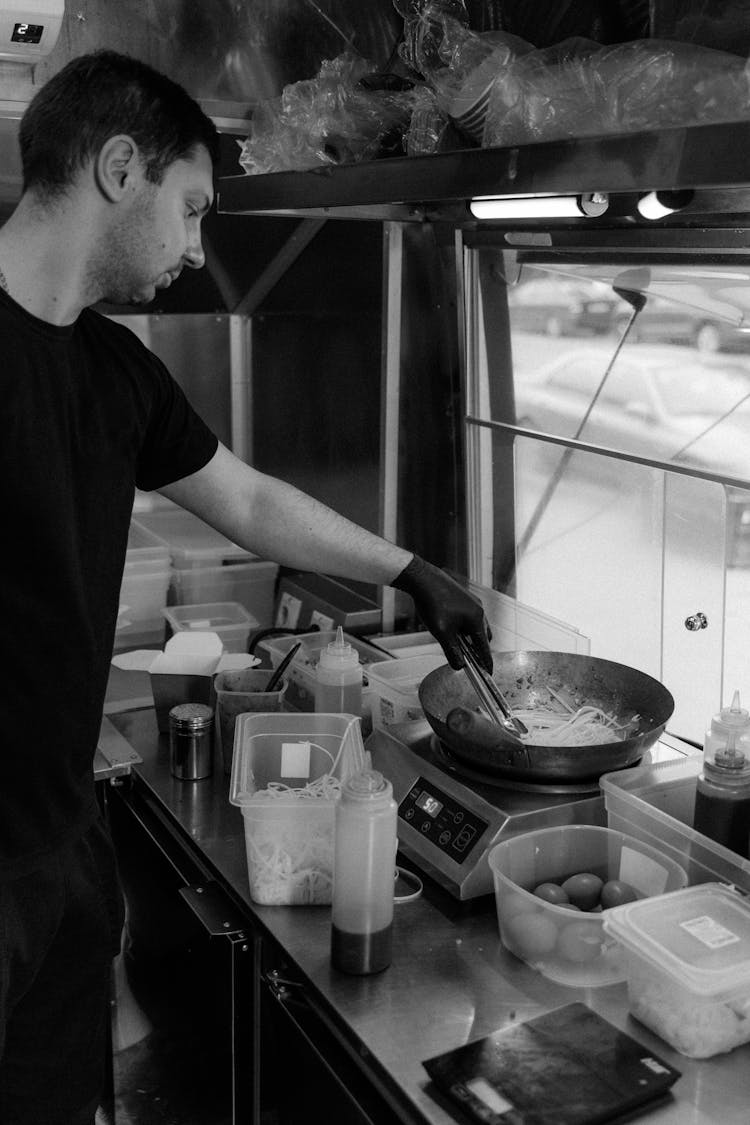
[331,769,397,975]
[693,691,750,858]
[314,626,363,715]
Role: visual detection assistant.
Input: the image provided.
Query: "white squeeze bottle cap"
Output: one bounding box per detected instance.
[314,626,362,716]
[704,690,750,776]
[319,626,359,673]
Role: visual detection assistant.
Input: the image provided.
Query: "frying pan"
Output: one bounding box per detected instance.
[418,650,674,783]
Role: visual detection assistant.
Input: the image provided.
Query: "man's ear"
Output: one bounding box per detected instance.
[95,135,141,202]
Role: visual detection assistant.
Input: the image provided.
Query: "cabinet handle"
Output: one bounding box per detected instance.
[684,612,708,631]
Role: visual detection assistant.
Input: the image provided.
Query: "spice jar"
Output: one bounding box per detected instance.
[169,702,214,780]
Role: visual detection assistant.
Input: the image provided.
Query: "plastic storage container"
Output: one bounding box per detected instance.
[229,713,367,905]
[163,602,258,654]
[125,520,171,566]
[366,653,446,728]
[170,560,278,626]
[115,521,173,651]
[603,883,750,1058]
[214,668,288,776]
[368,631,442,659]
[132,509,254,569]
[131,510,279,625]
[258,631,390,713]
[601,756,750,892]
[487,824,688,987]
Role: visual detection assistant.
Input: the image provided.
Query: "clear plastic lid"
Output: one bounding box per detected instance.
[603,883,750,996]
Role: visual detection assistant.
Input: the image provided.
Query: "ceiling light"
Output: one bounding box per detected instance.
[469,192,609,220]
[636,190,694,220]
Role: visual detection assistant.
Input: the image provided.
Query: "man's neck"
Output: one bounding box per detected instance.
[0,195,95,323]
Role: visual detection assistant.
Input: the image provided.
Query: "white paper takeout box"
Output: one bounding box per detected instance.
[112,631,258,732]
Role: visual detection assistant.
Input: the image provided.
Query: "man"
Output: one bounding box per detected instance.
[0,50,491,1124]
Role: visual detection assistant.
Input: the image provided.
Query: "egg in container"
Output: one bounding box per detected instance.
[488,824,687,986]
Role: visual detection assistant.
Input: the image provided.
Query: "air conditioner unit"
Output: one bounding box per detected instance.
[0,0,64,64]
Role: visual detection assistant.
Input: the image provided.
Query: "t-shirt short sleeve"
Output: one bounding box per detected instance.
[135,352,219,491]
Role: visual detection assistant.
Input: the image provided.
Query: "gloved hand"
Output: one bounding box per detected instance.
[392,555,492,672]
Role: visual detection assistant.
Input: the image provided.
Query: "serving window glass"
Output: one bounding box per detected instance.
[463,247,750,742]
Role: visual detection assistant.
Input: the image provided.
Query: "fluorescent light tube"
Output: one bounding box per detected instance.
[469,193,608,220]
[636,190,694,220]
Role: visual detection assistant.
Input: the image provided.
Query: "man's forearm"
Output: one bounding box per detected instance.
[244,474,413,584]
[161,444,491,670]
[163,455,413,587]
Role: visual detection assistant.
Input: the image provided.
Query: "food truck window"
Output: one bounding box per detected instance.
[464,250,750,742]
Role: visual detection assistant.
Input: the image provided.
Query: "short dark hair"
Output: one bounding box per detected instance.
[20,50,220,199]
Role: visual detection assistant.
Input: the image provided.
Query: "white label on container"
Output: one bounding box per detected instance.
[680,914,741,950]
[619,846,669,897]
[281,741,311,778]
[465,1078,514,1114]
[275,593,302,628]
[309,609,335,632]
[188,619,212,629]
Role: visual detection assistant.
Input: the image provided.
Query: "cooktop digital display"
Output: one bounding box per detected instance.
[399,776,489,864]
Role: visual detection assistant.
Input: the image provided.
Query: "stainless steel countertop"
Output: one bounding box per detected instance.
[108,708,750,1125]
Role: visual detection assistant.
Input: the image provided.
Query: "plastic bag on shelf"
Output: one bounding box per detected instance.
[404,84,464,155]
[238,53,418,175]
[394,2,532,143]
[481,36,750,148]
[393,0,470,75]
[433,25,533,141]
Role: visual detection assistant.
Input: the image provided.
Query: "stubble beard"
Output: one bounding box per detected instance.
[92,191,158,306]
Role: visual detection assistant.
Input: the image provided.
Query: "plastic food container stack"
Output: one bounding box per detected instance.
[601,756,750,892]
[367,653,446,728]
[368,631,443,659]
[163,601,259,654]
[229,713,368,906]
[488,824,688,987]
[603,883,750,1058]
[115,522,172,651]
[131,509,279,627]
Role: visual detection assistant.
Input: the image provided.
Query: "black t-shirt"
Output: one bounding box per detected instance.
[0,290,219,878]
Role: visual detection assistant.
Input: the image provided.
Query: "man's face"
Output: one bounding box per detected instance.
[99,144,214,306]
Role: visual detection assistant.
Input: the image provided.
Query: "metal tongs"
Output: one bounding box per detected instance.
[457,636,528,740]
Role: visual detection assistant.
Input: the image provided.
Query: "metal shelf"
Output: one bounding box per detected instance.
[217,119,750,226]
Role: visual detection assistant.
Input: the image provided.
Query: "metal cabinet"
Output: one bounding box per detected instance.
[107,778,258,1124]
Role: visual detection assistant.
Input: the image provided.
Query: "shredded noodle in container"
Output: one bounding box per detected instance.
[229,713,367,905]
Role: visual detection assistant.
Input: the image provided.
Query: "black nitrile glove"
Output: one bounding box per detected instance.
[392,555,492,672]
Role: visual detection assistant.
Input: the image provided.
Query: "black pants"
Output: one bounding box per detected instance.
[0,817,125,1125]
